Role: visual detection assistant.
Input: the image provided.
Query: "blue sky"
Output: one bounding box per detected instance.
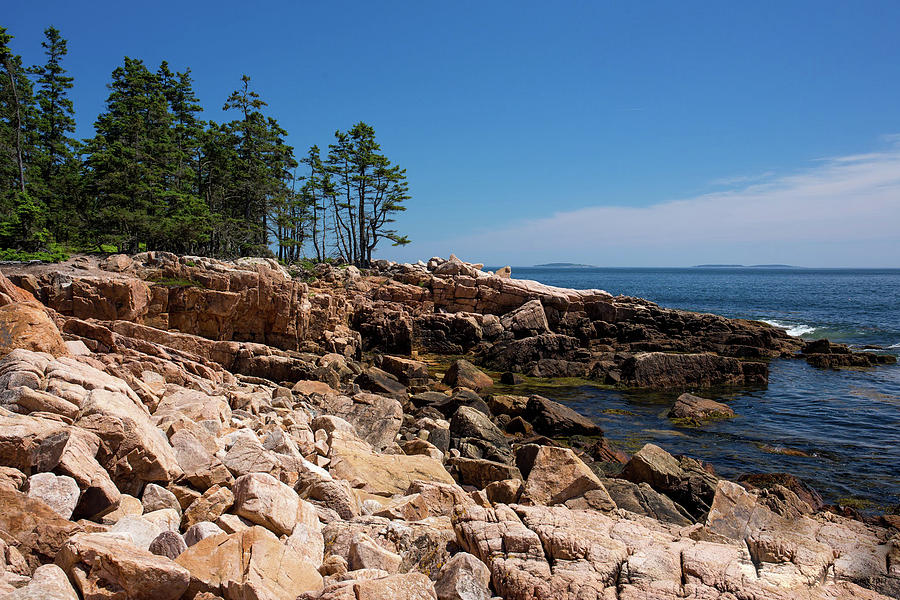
[7,1,900,266]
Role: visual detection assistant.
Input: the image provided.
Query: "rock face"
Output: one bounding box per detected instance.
[452,500,898,600]
[0,301,68,358]
[55,532,190,600]
[522,395,602,437]
[24,473,80,519]
[668,393,735,422]
[0,487,81,569]
[175,526,323,599]
[517,445,612,507]
[232,472,302,536]
[328,431,456,496]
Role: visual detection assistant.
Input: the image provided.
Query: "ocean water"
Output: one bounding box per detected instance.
[507,267,900,509]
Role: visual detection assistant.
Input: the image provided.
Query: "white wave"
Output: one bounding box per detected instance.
[761,319,817,337]
[888,342,900,349]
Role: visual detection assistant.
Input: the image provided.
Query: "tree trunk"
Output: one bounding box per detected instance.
[4,57,25,193]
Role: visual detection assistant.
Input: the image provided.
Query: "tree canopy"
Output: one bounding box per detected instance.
[0,25,410,265]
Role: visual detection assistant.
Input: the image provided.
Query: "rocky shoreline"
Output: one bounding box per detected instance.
[0,253,897,600]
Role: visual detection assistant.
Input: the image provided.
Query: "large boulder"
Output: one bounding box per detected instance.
[232,472,303,536]
[434,552,491,600]
[0,412,120,518]
[379,355,430,386]
[328,431,455,496]
[175,526,323,600]
[446,457,522,489]
[621,352,766,388]
[442,360,493,392]
[2,563,79,600]
[522,395,602,437]
[24,472,80,520]
[0,302,67,357]
[76,387,182,490]
[517,444,613,507]
[500,299,550,337]
[0,487,81,570]
[601,479,692,525]
[449,406,513,464]
[618,443,718,520]
[313,392,402,450]
[55,533,190,600]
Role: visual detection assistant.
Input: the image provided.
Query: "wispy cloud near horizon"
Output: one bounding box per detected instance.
[396,140,900,268]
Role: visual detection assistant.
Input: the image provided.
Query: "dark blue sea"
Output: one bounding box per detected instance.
[508,267,900,509]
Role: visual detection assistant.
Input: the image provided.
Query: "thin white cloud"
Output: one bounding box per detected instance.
[709,171,775,187]
[399,140,900,267]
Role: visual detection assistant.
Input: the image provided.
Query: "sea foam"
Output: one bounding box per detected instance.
[762,319,817,337]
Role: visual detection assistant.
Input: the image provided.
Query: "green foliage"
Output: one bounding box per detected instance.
[0,26,410,262]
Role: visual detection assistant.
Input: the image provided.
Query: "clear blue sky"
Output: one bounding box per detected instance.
[8,1,900,266]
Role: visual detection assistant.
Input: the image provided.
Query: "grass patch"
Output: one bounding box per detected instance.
[0,246,69,263]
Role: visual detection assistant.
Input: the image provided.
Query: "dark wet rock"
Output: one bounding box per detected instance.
[621,351,767,388]
[314,392,402,451]
[602,478,692,525]
[505,416,532,435]
[523,395,602,437]
[802,338,896,367]
[667,393,735,423]
[354,366,409,401]
[499,371,524,385]
[449,406,513,464]
[428,388,492,419]
[482,333,584,375]
[415,313,484,354]
[738,472,824,514]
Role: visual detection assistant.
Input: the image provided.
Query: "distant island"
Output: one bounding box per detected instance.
[693,264,802,268]
[534,262,597,268]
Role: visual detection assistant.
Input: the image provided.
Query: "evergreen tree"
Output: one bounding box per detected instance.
[156,61,210,253]
[325,122,409,266]
[29,26,79,243]
[220,75,296,256]
[0,26,45,251]
[83,57,175,252]
[300,145,330,262]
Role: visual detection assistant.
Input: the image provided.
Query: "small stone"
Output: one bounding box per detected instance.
[142,483,182,515]
[25,472,80,520]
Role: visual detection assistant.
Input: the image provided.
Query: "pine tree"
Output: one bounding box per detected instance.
[83,57,175,252]
[220,75,296,256]
[29,26,79,243]
[156,61,210,253]
[325,122,409,266]
[0,26,46,251]
[300,145,330,262]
